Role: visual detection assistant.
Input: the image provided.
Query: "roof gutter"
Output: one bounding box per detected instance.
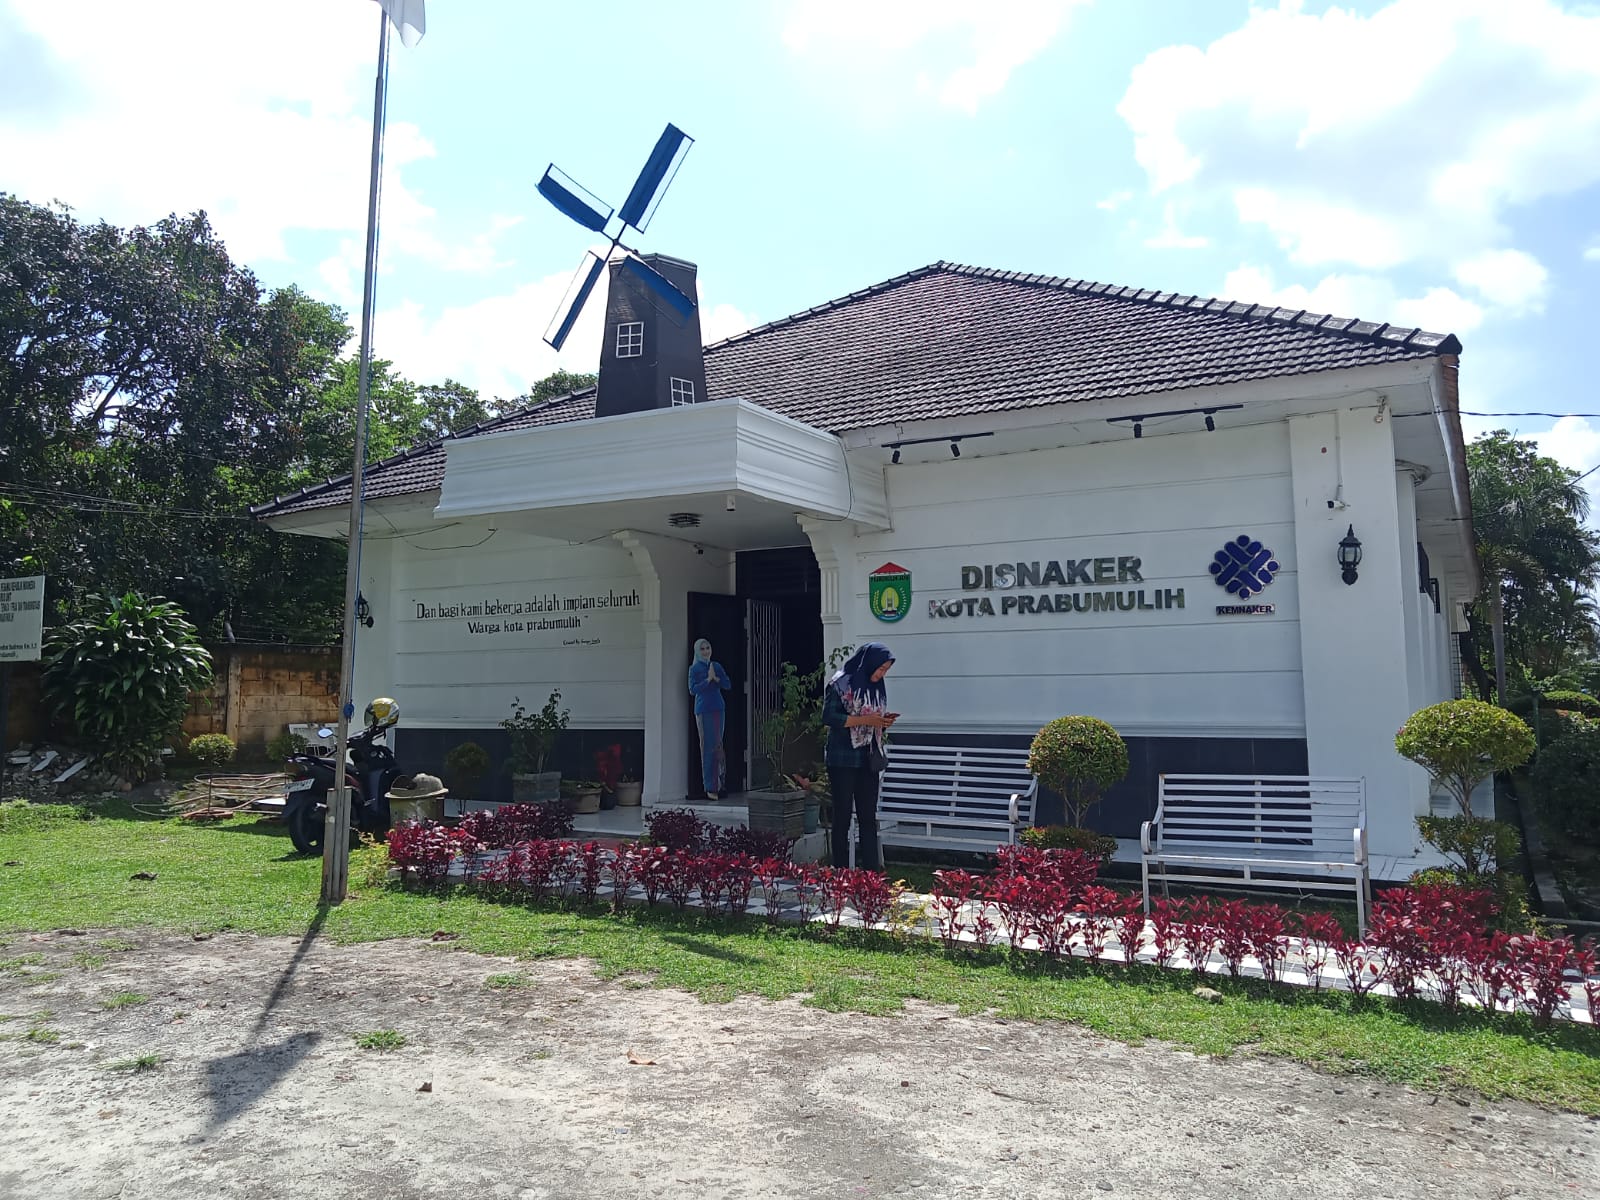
[1431,353,1481,596]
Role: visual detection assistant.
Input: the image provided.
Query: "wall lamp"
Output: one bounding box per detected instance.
[355,592,374,628]
[884,431,993,463]
[1109,403,1241,440]
[1338,525,1363,586]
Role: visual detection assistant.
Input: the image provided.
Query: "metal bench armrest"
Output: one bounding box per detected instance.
[1008,792,1020,827]
[1353,826,1368,866]
[1140,819,1155,856]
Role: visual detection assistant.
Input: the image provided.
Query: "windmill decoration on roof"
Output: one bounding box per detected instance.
[537,123,696,350]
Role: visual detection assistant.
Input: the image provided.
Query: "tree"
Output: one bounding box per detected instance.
[1465,432,1600,700]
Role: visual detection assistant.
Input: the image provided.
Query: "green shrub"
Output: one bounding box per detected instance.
[1020,823,1117,866]
[1540,690,1600,719]
[265,730,309,762]
[1416,813,1521,877]
[444,741,491,798]
[1530,719,1600,844]
[501,691,568,776]
[41,592,213,782]
[1026,716,1129,829]
[1394,700,1534,816]
[186,733,236,768]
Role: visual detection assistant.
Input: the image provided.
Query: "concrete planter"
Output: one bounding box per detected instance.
[614,780,643,807]
[512,771,561,805]
[747,788,806,838]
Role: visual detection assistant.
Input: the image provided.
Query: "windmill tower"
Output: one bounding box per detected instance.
[537,124,706,419]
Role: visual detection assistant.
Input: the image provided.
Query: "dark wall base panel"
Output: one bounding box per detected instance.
[888,732,1309,837]
[395,728,646,806]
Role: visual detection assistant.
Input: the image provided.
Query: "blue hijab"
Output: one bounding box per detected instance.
[830,642,894,707]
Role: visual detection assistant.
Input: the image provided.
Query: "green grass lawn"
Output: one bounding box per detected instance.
[2,797,1598,1112]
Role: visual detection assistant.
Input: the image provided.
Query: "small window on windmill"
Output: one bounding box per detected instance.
[616,322,644,358]
[670,377,695,406]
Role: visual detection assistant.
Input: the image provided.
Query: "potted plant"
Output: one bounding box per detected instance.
[561,778,604,815]
[751,647,853,839]
[502,690,568,804]
[444,741,490,805]
[615,758,643,808]
[594,744,622,811]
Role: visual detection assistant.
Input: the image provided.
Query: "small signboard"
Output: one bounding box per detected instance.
[0,575,45,663]
[868,562,911,623]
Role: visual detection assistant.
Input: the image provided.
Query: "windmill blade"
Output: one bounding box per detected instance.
[621,253,696,320]
[536,166,613,234]
[617,124,693,232]
[545,251,607,351]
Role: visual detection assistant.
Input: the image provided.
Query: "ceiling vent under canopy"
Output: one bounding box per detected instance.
[667,512,701,529]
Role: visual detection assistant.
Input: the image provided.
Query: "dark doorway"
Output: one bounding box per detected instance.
[686,592,747,798]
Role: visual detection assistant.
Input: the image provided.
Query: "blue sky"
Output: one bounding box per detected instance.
[5,0,1600,503]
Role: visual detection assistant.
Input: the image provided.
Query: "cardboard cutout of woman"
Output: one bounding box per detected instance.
[688,638,731,798]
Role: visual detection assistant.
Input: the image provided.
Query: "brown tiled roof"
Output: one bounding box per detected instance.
[254,262,1460,519]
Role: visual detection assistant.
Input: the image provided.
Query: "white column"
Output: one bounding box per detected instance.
[1290,409,1430,862]
[615,533,666,807]
[1395,469,1425,714]
[799,517,848,663]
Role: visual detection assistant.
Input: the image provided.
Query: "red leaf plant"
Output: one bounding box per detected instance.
[815,867,853,930]
[1211,899,1254,980]
[982,874,1037,949]
[1575,941,1600,1027]
[721,853,757,917]
[1331,926,1387,1000]
[1176,897,1216,976]
[1430,930,1478,1012]
[594,744,623,792]
[645,808,709,852]
[1242,903,1288,984]
[573,841,606,906]
[605,846,639,913]
[459,802,573,847]
[386,821,479,887]
[789,862,824,925]
[636,845,672,906]
[1291,912,1342,991]
[1509,934,1577,1025]
[753,856,790,922]
[1145,899,1181,970]
[930,869,981,949]
[1075,886,1120,961]
[662,849,695,910]
[842,868,895,927]
[686,853,726,912]
[1465,930,1517,1015]
[1109,891,1148,966]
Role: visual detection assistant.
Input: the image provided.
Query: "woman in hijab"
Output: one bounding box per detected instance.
[688,638,730,799]
[821,642,897,869]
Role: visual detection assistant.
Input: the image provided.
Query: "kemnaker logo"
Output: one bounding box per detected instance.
[868,562,911,623]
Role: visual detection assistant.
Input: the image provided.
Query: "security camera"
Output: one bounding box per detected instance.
[725,494,737,512]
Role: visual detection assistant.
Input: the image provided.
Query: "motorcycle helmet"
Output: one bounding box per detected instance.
[364,696,400,732]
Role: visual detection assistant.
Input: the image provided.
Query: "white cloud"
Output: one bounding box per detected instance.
[1584,239,1600,262]
[1530,417,1600,524]
[782,0,1088,115]
[1453,248,1549,313]
[1143,202,1208,250]
[1221,264,1484,334]
[1118,0,1600,273]
[1096,190,1134,213]
[375,259,759,405]
[0,0,512,277]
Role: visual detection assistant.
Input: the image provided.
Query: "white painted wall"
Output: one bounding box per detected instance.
[356,526,646,731]
[1290,409,1431,858]
[814,423,1304,738]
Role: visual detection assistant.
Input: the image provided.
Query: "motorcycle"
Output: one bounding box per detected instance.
[282,720,404,855]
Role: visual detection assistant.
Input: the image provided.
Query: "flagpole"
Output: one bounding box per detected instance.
[322,7,391,904]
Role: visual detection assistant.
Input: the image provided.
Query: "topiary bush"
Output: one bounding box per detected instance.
[41,592,213,782]
[266,730,309,762]
[1020,823,1117,867]
[445,741,491,800]
[1530,718,1600,844]
[1027,716,1129,829]
[1394,700,1534,817]
[187,733,236,768]
[1539,689,1600,719]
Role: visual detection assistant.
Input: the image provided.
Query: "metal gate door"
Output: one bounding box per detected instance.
[746,598,782,789]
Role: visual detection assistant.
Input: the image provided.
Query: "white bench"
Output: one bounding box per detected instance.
[1141,773,1371,934]
[851,743,1039,866]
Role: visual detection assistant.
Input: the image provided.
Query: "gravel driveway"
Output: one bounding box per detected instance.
[1,929,1595,1199]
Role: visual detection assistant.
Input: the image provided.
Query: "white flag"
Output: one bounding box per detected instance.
[376,0,425,47]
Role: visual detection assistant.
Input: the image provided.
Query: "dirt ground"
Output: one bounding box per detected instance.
[1,930,1595,1200]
